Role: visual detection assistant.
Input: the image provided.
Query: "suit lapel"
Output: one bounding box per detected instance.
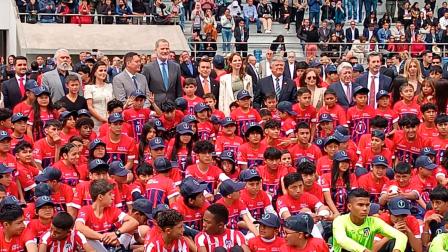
[338,82,349,104]
[154,62,166,91]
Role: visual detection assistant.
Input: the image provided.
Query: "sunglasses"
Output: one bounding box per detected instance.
[307,76,317,80]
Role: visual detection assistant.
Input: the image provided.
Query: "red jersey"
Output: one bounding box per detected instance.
[68,180,121,209]
[357,134,394,151]
[281,116,297,137]
[101,134,137,164]
[145,174,180,207]
[10,134,34,153]
[159,110,184,131]
[393,100,421,119]
[76,205,127,233]
[316,155,333,176]
[115,183,140,213]
[410,174,438,203]
[59,129,78,145]
[33,137,56,168]
[40,230,88,252]
[0,229,25,252]
[15,162,39,192]
[237,142,267,169]
[430,136,448,164]
[98,122,133,138]
[292,103,317,126]
[195,229,246,252]
[375,107,399,135]
[257,165,290,197]
[392,131,430,165]
[347,105,376,144]
[357,173,389,203]
[417,124,439,138]
[28,109,58,140]
[123,107,151,141]
[165,138,195,173]
[321,173,358,212]
[52,160,80,187]
[230,108,262,137]
[171,196,209,231]
[378,212,420,238]
[215,134,244,155]
[276,193,323,217]
[216,198,249,230]
[51,183,74,213]
[212,109,226,121]
[184,95,204,115]
[356,148,393,171]
[304,182,324,202]
[0,153,16,172]
[279,238,329,252]
[145,232,190,252]
[197,121,215,140]
[23,219,51,245]
[240,188,271,220]
[13,101,32,116]
[289,143,322,163]
[318,104,348,128]
[248,236,284,252]
[185,164,222,193]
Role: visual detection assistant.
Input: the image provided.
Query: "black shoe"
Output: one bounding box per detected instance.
[257,30,262,33]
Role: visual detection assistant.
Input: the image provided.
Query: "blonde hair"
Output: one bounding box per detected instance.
[417,77,436,105]
[403,58,424,84]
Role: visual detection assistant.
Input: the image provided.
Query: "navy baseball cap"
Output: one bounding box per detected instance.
[237,89,252,100]
[149,137,165,150]
[34,183,52,197]
[180,176,208,197]
[152,118,166,131]
[108,161,129,177]
[59,111,77,121]
[221,117,237,127]
[182,115,199,124]
[244,122,263,138]
[131,90,146,98]
[420,147,436,156]
[35,196,55,209]
[323,135,339,146]
[220,150,235,163]
[210,115,220,125]
[239,169,261,182]
[352,85,369,97]
[0,131,11,141]
[353,64,365,73]
[153,157,172,172]
[325,64,337,74]
[318,113,333,123]
[335,125,349,136]
[89,138,106,151]
[334,150,350,161]
[35,166,62,182]
[284,213,314,234]
[11,113,28,123]
[108,113,124,123]
[176,122,194,135]
[376,90,390,101]
[371,155,389,167]
[371,129,385,141]
[295,157,313,167]
[333,130,349,143]
[277,101,297,116]
[254,213,281,228]
[415,155,438,170]
[152,204,170,217]
[25,79,39,90]
[1,196,20,206]
[175,97,188,110]
[388,197,411,215]
[89,159,109,172]
[194,103,211,113]
[0,163,13,174]
[219,179,246,197]
[77,109,91,117]
[132,198,153,219]
[309,61,321,68]
[369,203,381,215]
[33,86,50,96]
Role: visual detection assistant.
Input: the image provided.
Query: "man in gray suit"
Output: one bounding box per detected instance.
[258,49,273,78]
[42,49,82,103]
[141,39,182,107]
[112,52,149,103]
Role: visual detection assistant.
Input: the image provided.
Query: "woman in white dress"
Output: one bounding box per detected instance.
[84,61,114,132]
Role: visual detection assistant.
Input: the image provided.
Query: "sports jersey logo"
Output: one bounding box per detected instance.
[226,152,233,157]
[354,121,367,134]
[377,156,385,162]
[362,227,370,237]
[183,124,189,129]
[65,242,73,250]
[225,239,234,248]
[154,138,162,144]
[397,200,406,208]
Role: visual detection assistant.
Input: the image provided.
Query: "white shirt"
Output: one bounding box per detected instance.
[265,61,272,77]
[440,17,448,30]
[341,82,352,103]
[367,72,380,107]
[288,63,294,79]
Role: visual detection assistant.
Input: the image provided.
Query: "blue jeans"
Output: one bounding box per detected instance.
[371,0,378,14]
[309,11,320,27]
[221,28,233,52]
[358,0,372,21]
[347,0,357,20]
[244,16,261,32]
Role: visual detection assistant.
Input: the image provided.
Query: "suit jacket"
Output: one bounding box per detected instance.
[234,26,249,42]
[345,27,359,42]
[318,27,331,42]
[254,75,297,108]
[108,66,121,82]
[246,64,259,85]
[219,74,253,116]
[405,28,418,43]
[180,61,198,78]
[112,70,149,102]
[363,27,379,41]
[353,72,392,94]
[2,77,24,109]
[42,69,82,103]
[283,61,297,80]
[195,76,220,103]
[141,60,182,107]
[258,59,270,78]
[328,81,357,110]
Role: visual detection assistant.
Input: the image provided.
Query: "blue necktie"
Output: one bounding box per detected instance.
[132,75,138,90]
[161,62,169,90]
[275,78,281,99]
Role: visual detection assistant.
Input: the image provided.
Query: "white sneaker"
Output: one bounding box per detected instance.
[266,30,271,33]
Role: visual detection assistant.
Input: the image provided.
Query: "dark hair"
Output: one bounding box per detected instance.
[106,99,124,113]
[297,161,316,175]
[263,147,282,160]
[69,136,83,144]
[90,179,114,202]
[44,119,62,129]
[429,186,448,202]
[52,212,74,230]
[264,93,277,102]
[161,101,176,113]
[136,162,153,176]
[193,140,215,154]
[283,172,303,188]
[259,108,271,118]
[138,122,156,165]
[0,108,12,121]
[398,114,420,127]
[0,203,24,222]
[370,115,389,129]
[156,209,184,230]
[0,184,6,193]
[77,64,90,75]
[203,93,217,101]
[65,74,80,85]
[297,87,312,97]
[184,78,197,87]
[394,162,411,174]
[53,100,66,111]
[182,191,203,207]
[420,103,437,114]
[299,69,322,88]
[32,95,57,140]
[324,88,337,97]
[59,143,78,159]
[390,76,408,104]
[264,119,281,130]
[88,142,108,163]
[75,117,94,129]
[170,130,193,167]
[435,79,448,114]
[13,141,33,155]
[13,56,27,65]
[123,52,139,67]
[331,159,351,192]
[206,203,229,225]
[296,122,310,131]
[89,61,108,84]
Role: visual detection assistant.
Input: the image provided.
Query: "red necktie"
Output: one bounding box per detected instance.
[369,75,376,107]
[18,77,25,96]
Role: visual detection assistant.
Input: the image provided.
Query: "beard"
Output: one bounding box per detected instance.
[57,62,72,71]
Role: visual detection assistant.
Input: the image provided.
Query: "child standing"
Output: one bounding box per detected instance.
[13,80,39,116]
[123,90,151,142]
[183,78,203,115]
[277,101,297,138]
[194,103,214,140]
[215,117,243,155]
[318,89,348,128]
[230,90,262,138]
[375,90,399,136]
[393,82,421,119]
[238,122,267,169]
[27,86,59,141]
[347,86,376,144]
[293,87,318,136]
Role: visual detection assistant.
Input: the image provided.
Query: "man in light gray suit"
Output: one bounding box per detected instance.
[258,49,273,78]
[112,52,149,103]
[42,49,82,103]
[141,39,182,107]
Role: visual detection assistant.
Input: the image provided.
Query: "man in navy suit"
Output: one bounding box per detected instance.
[345,21,359,49]
[353,52,392,109]
[2,56,28,109]
[254,56,297,108]
[180,51,198,78]
[363,23,378,41]
[328,62,357,110]
[195,58,220,104]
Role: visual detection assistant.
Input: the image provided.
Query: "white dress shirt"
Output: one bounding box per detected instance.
[341,82,352,104]
[288,63,294,79]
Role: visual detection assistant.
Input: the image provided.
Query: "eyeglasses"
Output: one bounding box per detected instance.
[307,76,317,80]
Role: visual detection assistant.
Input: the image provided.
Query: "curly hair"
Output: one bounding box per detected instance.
[156,209,184,229]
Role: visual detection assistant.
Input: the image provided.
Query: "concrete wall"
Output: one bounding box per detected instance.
[0,0,19,57]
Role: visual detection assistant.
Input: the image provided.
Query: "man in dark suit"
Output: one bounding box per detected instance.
[345,21,359,49]
[405,23,418,43]
[141,39,182,107]
[195,57,219,103]
[2,56,28,109]
[179,51,198,78]
[234,19,249,58]
[353,52,392,109]
[328,62,357,110]
[246,55,259,85]
[254,56,297,108]
[363,23,378,41]
[283,51,298,80]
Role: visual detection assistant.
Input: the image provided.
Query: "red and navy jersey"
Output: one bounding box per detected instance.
[51,183,74,213]
[357,172,389,203]
[28,110,58,141]
[123,107,151,141]
[68,180,121,209]
[417,124,439,138]
[184,96,204,115]
[281,116,297,137]
[292,103,317,125]
[215,135,244,155]
[195,229,246,252]
[276,193,323,217]
[98,122,134,138]
[76,205,126,233]
[230,108,262,137]
[15,162,39,193]
[431,136,448,164]
[316,155,333,176]
[376,107,399,135]
[197,121,215,140]
[185,164,222,193]
[116,183,140,213]
[145,174,179,207]
[159,110,184,131]
[424,210,447,240]
[52,160,80,187]
[288,143,322,163]
[238,142,267,169]
[216,198,248,230]
[356,148,393,171]
[393,100,421,119]
[318,105,348,128]
[347,105,376,144]
[33,137,56,168]
[321,173,358,213]
[165,139,195,174]
[392,131,430,165]
[171,196,209,231]
[410,174,438,203]
[240,188,271,220]
[40,229,88,252]
[101,134,137,164]
[13,101,32,116]
[10,134,34,153]
[257,165,290,197]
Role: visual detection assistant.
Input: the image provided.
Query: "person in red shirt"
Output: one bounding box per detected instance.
[261,119,290,150]
[297,158,324,202]
[33,119,62,170]
[218,150,240,180]
[231,90,262,138]
[75,117,95,156]
[357,115,394,151]
[10,113,33,151]
[0,108,13,134]
[263,94,280,121]
[375,197,422,252]
[27,86,59,141]
[183,78,204,115]
[147,137,182,186]
[0,164,19,200]
[39,212,94,252]
[123,90,151,142]
[256,147,290,198]
[347,86,376,144]
[74,179,139,250]
[194,103,215,141]
[195,203,249,252]
[248,213,284,252]
[356,130,393,176]
[59,111,78,145]
[204,93,225,121]
[166,122,195,174]
[132,163,153,198]
[23,196,55,251]
[13,141,39,201]
[159,101,183,136]
[410,155,439,204]
[280,149,293,167]
[318,89,348,128]
[332,126,359,168]
[393,82,421,119]
[0,201,27,252]
[53,142,82,186]
[277,101,297,138]
[375,90,399,136]
[316,136,340,176]
[215,117,243,155]
[97,100,134,138]
[293,87,318,136]
[108,161,140,213]
[418,103,438,138]
[422,186,448,246]
[13,80,38,116]
[146,157,180,207]
[238,122,267,169]
[357,155,390,204]
[0,131,16,172]
[433,114,448,166]
[281,213,329,252]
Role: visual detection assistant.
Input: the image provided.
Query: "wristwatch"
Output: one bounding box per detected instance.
[114,230,122,238]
